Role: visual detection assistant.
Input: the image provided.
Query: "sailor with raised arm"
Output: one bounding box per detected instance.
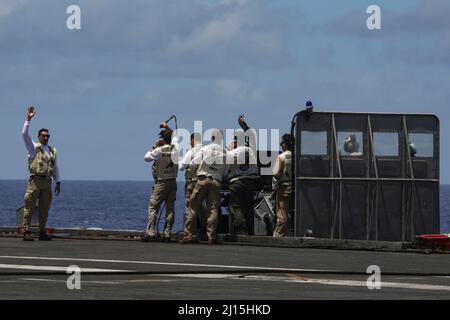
[142,122,179,242]
[226,115,260,235]
[22,106,61,241]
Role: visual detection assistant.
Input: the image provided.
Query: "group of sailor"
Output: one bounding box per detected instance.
[141,116,293,245]
[20,106,293,243]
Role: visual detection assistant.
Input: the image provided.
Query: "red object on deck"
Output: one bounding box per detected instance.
[415,234,450,250]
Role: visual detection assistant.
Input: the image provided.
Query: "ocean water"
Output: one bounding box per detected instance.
[0,180,449,234]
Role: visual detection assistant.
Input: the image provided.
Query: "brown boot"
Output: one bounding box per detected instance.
[38,232,52,241]
[208,239,221,245]
[23,231,34,241]
[179,236,199,244]
[141,235,157,242]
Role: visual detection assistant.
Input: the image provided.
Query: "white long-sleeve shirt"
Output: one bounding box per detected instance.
[179,144,202,171]
[190,143,230,166]
[227,146,259,178]
[190,143,233,175]
[22,121,60,183]
[144,136,179,163]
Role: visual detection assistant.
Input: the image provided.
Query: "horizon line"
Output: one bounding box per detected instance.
[1,179,449,186]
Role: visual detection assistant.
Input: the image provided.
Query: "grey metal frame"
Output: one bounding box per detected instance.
[294,112,440,241]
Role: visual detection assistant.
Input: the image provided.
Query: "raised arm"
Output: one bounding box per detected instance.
[144,147,161,163]
[238,114,250,131]
[22,106,36,155]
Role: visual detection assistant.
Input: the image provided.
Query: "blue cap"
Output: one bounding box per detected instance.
[306,101,313,107]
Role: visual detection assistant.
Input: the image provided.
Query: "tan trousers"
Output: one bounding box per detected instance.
[23,176,52,232]
[146,179,177,238]
[184,176,220,240]
[184,180,207,228]
[273,184,292,237]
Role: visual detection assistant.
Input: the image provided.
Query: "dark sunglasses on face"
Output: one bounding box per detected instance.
[40,135,50,139]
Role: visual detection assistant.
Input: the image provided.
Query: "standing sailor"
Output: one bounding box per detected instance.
[226,115,260,235]
[22,106,61,241]
[180,129,229,245]
[142,122,179,242]
[272,134,293,237]
[179,132,207,236]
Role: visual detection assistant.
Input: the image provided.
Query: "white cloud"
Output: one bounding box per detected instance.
[214,79,265,102]
[0,0,27,17]
[0,0,293,79]
[160,0,289,67]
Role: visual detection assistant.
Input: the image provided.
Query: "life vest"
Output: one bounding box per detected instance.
[185,144,202,181]
[28,144,57,180]
[153,144,178,181]
[196,144,227,181]
[228,146,259,182]
[277,150,292,186]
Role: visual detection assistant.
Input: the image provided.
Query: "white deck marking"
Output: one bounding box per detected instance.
[0,263,131,273]
[303,279,450,292]
[1,256,449,292]
[0,255,334,273]
[21,278,122,285]
[166,273,450,292]
[20,278,176,285]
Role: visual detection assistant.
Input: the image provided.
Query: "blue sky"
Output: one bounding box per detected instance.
[1,0,449,182]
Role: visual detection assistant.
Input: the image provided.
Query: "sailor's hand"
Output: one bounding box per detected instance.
[27,106,36,121]
[55,182,61,196]
[238,114,245,126]
[238,114,250,131]
[160,122,168,129]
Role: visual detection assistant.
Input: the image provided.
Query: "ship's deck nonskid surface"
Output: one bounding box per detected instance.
[0,238,449,299]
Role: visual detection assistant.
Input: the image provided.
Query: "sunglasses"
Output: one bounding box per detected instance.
[40,135,51,139]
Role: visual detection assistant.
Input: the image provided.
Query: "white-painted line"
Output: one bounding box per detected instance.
[21,278,122,285]
[124,279,175,283]
[0,263,131,273]
[165,273,450,292]
[166,273,235,280]
[0,255,335,273]
[20,278,175,285]
[305,279,450,292]
[7,272,450,292]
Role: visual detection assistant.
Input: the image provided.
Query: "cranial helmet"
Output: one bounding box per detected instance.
[409,142,417,157]
[344,135,359,153]
[211,128,223,144]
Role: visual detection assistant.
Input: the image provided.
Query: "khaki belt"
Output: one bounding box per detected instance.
[197,175,219,182]
[30,174,51,180]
